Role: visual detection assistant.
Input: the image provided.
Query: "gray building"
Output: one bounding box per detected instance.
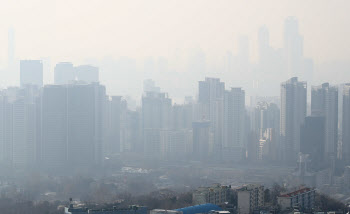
[277,187,315,212]
[0,87,39,169]
[223,87,245,162]
[280,77,307,163]
[342,84,350,163]
[300,116,325,171]
[142,92,172,159]
[192,121,211,161]
[192,184,231,206]
[237,184,264,214]
[41,83,106,170]
[198,78,225,158]
[311,83,338,162]
[41,85,67,169]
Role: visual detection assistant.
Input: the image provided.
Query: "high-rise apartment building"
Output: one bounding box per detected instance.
[311,83,338,161]
[41,83,106,170]
[0,87,40,169]
[280,77,307,163]
[66,83,106,167]
[198,78,225,156]
[142,92,172,158]
[41,85,68,169]
[223,88,245,162]
[142,92,172,130]
[20,60,43,87]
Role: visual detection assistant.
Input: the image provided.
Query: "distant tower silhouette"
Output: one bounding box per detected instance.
[8,27,15,67]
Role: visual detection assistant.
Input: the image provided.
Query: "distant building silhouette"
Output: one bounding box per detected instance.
[20,60,43,87]
[284,17,303,78]
[54,62,75,84]
[8,28,15,68]
[75,65,99,83]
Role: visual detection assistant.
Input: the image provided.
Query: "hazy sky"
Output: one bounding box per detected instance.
[0,0,349,65]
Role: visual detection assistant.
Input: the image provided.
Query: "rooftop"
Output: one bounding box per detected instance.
[279,187,313,198]
[174,203,222,214]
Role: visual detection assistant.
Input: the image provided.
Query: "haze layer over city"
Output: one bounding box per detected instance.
[0,1,350,214]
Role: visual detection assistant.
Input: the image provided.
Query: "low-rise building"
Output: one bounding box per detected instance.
[192,184,231,205]
[277,187,315,212]
[236,184,264,214]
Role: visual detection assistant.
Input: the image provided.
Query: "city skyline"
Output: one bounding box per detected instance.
[0,2,350,101]
[1,1,350,213]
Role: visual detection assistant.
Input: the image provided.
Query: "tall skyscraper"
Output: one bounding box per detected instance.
[280,77,307,163]
[41,83,106,170]
[342,84,350,163]
[224,88,245,148]
[20,60,43,87]
[198,78,225,157]
[12,97,37,168]
[0,87,39,169]
[54,62,75,84]
[142,92,172,158]
[66,83,105,167]
[75,65,99,83]
[41,85,67,169]
[223,88,246,162]
[311,83,338,161]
